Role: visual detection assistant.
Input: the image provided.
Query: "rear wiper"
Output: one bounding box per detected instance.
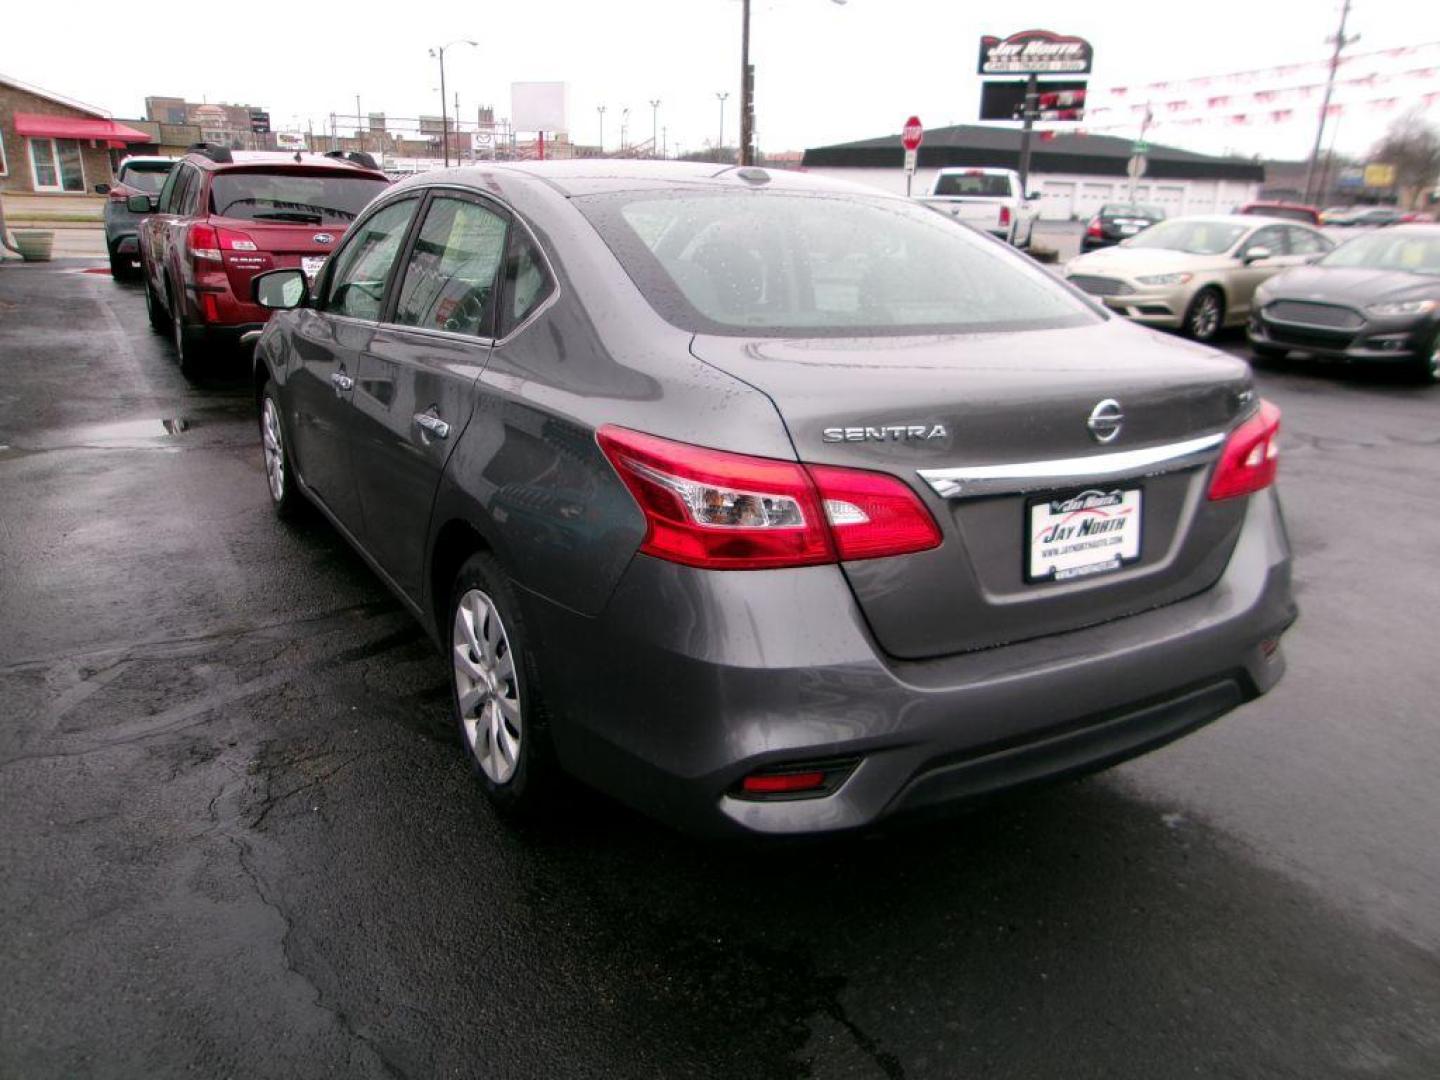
[251,211,324,224]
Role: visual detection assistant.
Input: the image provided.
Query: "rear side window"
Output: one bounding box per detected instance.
[320,198,418,321]
[177,169,203,216]
[156,166,183,213]
[393,196,509,337]
[209,171,389,225]
[932,173,1012,197]
[576,191,1095,337]
[165,166,196,215]
[497,227,554,337]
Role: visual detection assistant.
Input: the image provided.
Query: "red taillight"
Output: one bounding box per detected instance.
[189,224,255,264]
[596,426,941,571]
[1208,400,1281,501]
[1087,216,1103,237]
[741,771,826,795]
[999,205,1012,227]
[808,463,943,561]
[187,223,222,263]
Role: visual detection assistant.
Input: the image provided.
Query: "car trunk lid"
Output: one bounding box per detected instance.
[211,217,345,298]
[690,320,1255,658]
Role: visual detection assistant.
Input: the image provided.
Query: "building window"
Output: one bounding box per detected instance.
[28,138,86,192]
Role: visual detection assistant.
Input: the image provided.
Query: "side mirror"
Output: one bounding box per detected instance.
[253,269,310,310]
[94,183,111,195]
[1242,246,1272,265]
[1026,190,1042,201]
[126,193,154,214]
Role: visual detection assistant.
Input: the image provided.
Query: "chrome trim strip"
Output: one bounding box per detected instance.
[918,433,1225,499]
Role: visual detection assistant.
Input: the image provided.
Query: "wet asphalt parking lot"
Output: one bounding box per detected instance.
[2,258,1439,1079]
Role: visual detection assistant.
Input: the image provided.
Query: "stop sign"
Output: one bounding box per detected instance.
[902,116,924,152]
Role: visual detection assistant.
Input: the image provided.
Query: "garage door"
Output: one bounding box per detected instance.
[1039,181,1075,220]
[1152,185,1185,216]
[1076,182,1115,219]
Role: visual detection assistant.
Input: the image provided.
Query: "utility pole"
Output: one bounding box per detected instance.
[649,99,661,159]
[1303,0,1356,205]
[597,105,606,155]
[455,91,463,161]
[620,107,630,152]
[739,0,754,165]
[1016,75,1038,194]
[430,40,477,169]
[716,91,729,160]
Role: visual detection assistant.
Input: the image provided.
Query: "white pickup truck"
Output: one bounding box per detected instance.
[918,167,1040,248]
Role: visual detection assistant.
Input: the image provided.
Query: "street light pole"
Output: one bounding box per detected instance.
[597,105,606,155]
[429,39,477,168]
[621,107,630,152]
[738,0,847,167]
[649,99,661,158]
[716,91,728,160]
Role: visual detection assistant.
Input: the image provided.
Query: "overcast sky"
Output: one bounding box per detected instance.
[7,0,1440,161]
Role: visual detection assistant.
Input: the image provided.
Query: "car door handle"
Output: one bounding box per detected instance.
[414,412,450,439]
[330,372,354,391]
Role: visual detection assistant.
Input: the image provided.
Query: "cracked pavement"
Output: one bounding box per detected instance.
[2,260,1439,1078]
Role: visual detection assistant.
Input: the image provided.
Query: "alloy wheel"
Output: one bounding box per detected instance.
[1190,293,1221,339]
[453,589,522,785]
[261,397,285,503]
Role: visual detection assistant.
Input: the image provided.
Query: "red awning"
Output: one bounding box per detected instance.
[12,112,150,144]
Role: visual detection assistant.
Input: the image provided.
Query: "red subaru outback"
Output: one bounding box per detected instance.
[134,144,390,374]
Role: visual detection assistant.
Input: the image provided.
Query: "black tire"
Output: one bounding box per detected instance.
[169,282,204,378]
[1183,287,1225,343]
[258,380,304,520]
[143,270,168,332]
[109,248,133,281]
[1414,330,1440,385]
[448,551,559,819]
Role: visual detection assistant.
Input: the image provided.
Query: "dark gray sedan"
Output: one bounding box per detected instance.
[1249,225,1440,382]
[248,162,1295,835]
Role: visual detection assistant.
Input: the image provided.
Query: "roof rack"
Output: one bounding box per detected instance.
[186,142,233,164]
[324,150,380,171]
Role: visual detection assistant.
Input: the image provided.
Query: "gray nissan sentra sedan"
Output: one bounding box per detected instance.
[248,161,1296,836]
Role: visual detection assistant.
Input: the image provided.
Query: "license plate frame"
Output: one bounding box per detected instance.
[1025,487,1143,584]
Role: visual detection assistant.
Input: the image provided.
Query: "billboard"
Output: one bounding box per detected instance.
[1363,163,1396,188]
[979,30,1093,76]
[980,80,1087,121]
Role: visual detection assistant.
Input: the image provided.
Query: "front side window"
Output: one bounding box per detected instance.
[497,227,555,337]
[28,138,85,192]
[209,171,389,225]
[1244,226,1289,257]
[320,197,418,321]
[393,196,509,337]
[576,191,1096,337]
[1286,227,1331,256]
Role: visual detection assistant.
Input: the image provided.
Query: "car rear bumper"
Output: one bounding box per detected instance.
[1248,313,1431,362]
[525,487,1296,836]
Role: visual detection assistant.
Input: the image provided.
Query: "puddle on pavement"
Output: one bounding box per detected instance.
[0,417,199,458]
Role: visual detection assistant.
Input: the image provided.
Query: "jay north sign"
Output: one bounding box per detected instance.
[978,30,1094,76]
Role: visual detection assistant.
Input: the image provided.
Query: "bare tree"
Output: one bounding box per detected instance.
[1370,109,1440,209]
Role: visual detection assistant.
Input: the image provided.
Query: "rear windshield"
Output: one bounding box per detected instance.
[1321,232,1440,275]
[1124,219,1247,255]
[1244,205,1314,224]
[932,173,1013,198]
[575,190,1099,337]
[1101,204,1162,219]
[209,171,389,225]
[119,163,173,193]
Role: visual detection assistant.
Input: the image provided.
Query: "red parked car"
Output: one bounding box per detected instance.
[1237,201,1322,226]
[133,144,390,374]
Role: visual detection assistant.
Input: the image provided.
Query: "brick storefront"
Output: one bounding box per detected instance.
[1,75,146,196]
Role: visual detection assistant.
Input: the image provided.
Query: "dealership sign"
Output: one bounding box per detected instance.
[978,30,1094,76]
